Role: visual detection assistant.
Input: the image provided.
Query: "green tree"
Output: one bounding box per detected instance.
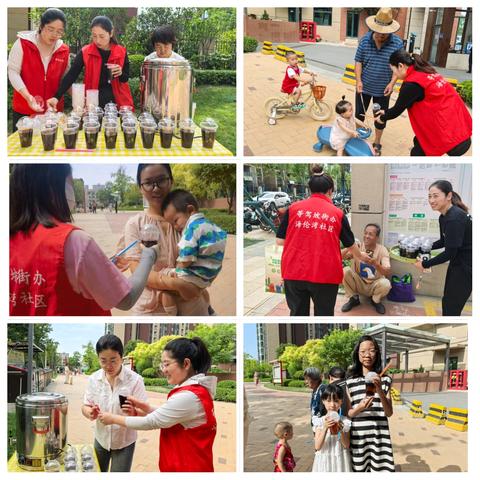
[244,354,272,378]
[124,339,143,356]
[318,328,364,371]
[73,178,85,207]
[279,345,303,378]
[276,343,296,359]
[96,182,114,207]
[111,167,133,204]
[82,341,100,374]
[123,183,143,207]
[68,351,82,369]
[188,324,236,364]
[8,324,53,348]
[194,164,236,214]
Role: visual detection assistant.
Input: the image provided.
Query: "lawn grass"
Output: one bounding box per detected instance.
[145,385,172,394]
[8,412,16,459]
[193,85,236,155]
[262,383,310,393]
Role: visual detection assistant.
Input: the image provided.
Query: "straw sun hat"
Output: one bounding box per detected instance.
[366,8,400,34]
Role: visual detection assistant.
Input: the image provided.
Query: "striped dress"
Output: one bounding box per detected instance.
[346,375,395,472]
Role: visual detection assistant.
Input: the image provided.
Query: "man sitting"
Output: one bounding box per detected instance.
[341,223,391,314]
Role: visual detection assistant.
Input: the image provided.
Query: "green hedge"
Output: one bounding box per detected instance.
[217,380,236,389]
[282,379,291,387]
[244,36,258,53]
[143,377,168,386]
[203,213,236,234]
[215,387,236,402]
[293,370,305,380]
[194,70,236,86]
[287,380,306,388]
[128,54,145,79]
[141,367,157,378]
[458,80,472,107]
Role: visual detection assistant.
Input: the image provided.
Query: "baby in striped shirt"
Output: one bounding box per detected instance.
[161,189,227,315]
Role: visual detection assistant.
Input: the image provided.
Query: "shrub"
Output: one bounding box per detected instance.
[288,380,307,388]
[194,70,236,86]
[215,388,236,402]
[143,377,168,386]
[128,54,145,79]
[202,212,236,234]
[293,370,305,380]
[282,379,291,387]
[244,377,254,382]
[217,380,236,389]
[141,367,157,378]
[128,78,141,110]
[244,36,258,53]
[458,80,472,107]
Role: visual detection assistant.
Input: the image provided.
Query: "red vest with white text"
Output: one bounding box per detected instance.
[404,66,472,155]
[82,42,134,109]
[12,38,69,115]
[281,194,345,284]
[159,384,216,472]
[10,223,110,316]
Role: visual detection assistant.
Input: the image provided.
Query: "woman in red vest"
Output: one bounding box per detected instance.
[375,49,472,156]
[98,337,217,472]
[8,8,70,131]
[276,165,372,316]
[47,15,133,110]
[10,164,159,316]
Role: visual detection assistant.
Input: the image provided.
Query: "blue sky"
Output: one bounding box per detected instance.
[51,323,106,355]
[244,323,258,359]
[71,164,138,186]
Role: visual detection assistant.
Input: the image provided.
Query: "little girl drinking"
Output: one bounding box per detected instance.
[312,383,352,472]
[330,96,370,156]
[273,422,296,472]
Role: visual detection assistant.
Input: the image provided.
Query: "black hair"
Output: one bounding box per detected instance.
[96,334,124,357]
[347,335,382,378]
[285,51,297,59]
[364,223,381,237]
[90,16,117,44]
[39,8,67,32]
[161,189,199,214]
[389,48,437,74]
[308,164,335,194]
[335,95,352,115]
[10,164,73,235]
[321,383,344,402]
[136,164,173,186]
[164,337,211,374]
[328,366,346,380]
[151,25,177,47]
[429,180,469,213]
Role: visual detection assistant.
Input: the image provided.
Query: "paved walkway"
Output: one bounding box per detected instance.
[244,235,472,317]
[46,373,236,472]
[72,211,236,316]
[401,391,468,410]
[244,52,472,157]
[244,383,467,472]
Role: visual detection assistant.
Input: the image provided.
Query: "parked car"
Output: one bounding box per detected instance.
[253,191,291,208]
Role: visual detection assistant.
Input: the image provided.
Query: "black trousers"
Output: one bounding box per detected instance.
[442,264,472,316]
[355,92,390,131]
[284,280,338,316]
[12,110,25,133]
[410,136,471,156]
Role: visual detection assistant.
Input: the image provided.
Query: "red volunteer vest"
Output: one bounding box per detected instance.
[404,66,472,156]
[12,38,69,115]
[281,65,300,94]
[159,384,216,472]
[82,42,134,109]
[281,194,345,284]
[10,223,110,316]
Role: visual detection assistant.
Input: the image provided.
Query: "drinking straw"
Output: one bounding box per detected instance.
[110,240,139,262]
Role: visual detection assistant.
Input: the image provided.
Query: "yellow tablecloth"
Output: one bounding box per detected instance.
[8,126,233,157]
[8,444,100,472]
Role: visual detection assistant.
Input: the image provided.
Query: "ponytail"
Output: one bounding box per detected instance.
[308,164,335,194]
[164,337,211,374]
[429,179,469,213]
[389,48,437,74]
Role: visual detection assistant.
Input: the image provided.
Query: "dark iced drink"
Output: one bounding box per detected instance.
[19,128,33,148]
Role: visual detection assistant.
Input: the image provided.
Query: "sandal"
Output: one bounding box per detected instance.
[373,143,382,156]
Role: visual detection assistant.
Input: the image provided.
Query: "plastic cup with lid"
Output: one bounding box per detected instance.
[200,118,218,149]
[158,118,175,149]
[180,118,195,148]
[364,371,379,397]
[17,117,34,148]
[83,119,100,149]
[141,224,160,247]
[325,411,340,434]
[140,119,157,149]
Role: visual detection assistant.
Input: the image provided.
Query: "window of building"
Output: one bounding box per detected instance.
[313,7,332,26]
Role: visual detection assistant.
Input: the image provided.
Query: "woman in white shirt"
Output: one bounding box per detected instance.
[82,334,148,472]
[144,25,185,62]
[99,337,217,472]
